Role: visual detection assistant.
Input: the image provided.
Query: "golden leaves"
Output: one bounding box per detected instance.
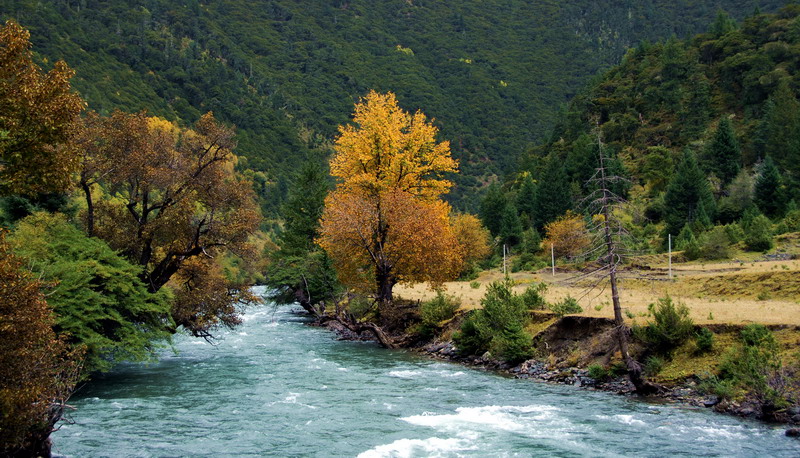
[542,210,591,259]
[0,20,85,195]
[330,91,457,201]
[318,189,463,293]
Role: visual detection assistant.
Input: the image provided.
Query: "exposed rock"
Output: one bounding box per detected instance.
[785,428,800,437]
[703,396,721,407]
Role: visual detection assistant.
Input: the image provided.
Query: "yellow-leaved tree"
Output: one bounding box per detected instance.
[318,91,463,306]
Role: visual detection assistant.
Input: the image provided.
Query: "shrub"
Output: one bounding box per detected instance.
[699,226,732,260]
[470,281,481,289]
[520,282,548,310]
[715,324,791,410]
[744,214,773,252]
[453,280,533,363]
[415,290,460,338]
[588,364,609,381]
[633,296,694,355]
[549,296,582,317]
[782,209,800,232]
[644,355,665,375]
[695,327,715,354]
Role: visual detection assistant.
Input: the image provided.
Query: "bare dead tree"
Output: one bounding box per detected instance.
[573,122,662,395]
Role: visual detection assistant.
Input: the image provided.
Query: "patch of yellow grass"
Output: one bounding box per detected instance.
[394,258,800,326]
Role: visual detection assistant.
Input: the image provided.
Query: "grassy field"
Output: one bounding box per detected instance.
[395,236,800,327]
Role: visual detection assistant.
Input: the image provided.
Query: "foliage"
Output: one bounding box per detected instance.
[633,296,694,355]
[743,213,773,252]
[278,161,330,256]
[754,156,786,218]
[450,212,492,265]
[542,211,590,260]
[0,231,81,456]
[663,150,716,239]
[588,364,609,381]
[453,280,532,363]
[415,289,460,338]
[548,296,583,317]
[498,201,523,247]
[532,157,572,231]
[699,226,732,260]
[715,324,795,409]
[77,110,261,335]
[695,327,715,354]
[319,92,463,304]
[704,117,741,185]
[644,355,665,376]
[520,282,548,310]
[0,20,85,196]
[8,212,172,374]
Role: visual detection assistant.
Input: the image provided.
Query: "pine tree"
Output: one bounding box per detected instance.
[663,149,716,239]
[705,117,741,185]
[498,201,523,247]
[516,174,537,229]
[279,162,330,256]
[758,81,800,172]
[533,156,571,231]
[754,156,786,218]
[480,183,506,237]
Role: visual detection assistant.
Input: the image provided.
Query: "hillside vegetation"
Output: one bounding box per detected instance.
[1,0,784,210]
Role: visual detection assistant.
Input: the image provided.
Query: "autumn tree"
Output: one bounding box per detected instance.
[318,91,463,306]
[78,110,261,336]
[541,211,590,260]
[0,231,81,457]
[450,212,492,265]
[0,21,85,196]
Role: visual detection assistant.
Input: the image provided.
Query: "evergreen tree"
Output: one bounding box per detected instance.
[754,156,786,218]
[516,174,537,229]
[498,201,523,247]
[278,162,330,256]
[663,149,716,239]
[710,10,737,37]
[758,81,800,172]
[480,183,506,237]
[705,117,741,185]
[680,72,712,140]
[533,156,571,231]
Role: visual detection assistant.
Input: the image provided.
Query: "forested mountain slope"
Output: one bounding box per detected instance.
[0,0,785,210]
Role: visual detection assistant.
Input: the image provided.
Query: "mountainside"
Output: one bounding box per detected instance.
[1,0,786,210]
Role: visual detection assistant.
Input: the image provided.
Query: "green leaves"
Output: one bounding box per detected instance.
[9,212,172,375]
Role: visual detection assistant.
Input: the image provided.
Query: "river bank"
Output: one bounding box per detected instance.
[319,312,800,432]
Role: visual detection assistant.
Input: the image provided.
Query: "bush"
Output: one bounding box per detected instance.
[715,324,791,409]
[744,214,773,252]
[548,296,582,317]
[695,327,715,354]
[782,209,800,232]
[699,226,732,260]
[453,280,533,363]
[644,355,665,375]
[520,282,548,310]
[588,364,609,381]
[633,296,694,355]
[415,290,460,338]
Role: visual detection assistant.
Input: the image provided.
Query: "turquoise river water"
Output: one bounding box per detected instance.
[53,289,799,457]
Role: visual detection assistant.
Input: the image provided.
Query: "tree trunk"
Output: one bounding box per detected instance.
[375,262,395,307]
[80,180,94,237]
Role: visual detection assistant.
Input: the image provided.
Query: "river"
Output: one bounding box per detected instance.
[53,290,798,457]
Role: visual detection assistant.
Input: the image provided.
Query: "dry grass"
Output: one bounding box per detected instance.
[394,257,800,326]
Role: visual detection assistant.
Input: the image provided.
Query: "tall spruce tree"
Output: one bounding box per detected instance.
[516,174,537,229]
[480,183,506,237]
[278,162,330,256]
[754,156,786,218]
[758,81,800,172]
[533,156,571,231]
[705,117,741,185]
[663,149,716,239]
[498,201,523,247]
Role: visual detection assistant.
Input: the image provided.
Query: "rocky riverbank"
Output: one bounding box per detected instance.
[317,313,800,434]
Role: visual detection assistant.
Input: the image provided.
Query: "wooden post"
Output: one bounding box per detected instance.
[668,233,673,279]
[551,243,555,277]
[503,244,507,277]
